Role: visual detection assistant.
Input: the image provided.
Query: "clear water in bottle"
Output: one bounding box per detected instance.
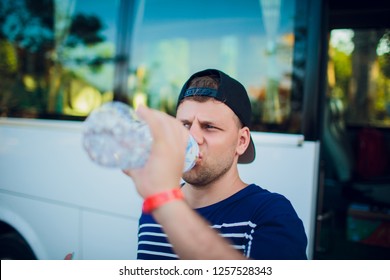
[82,101,199,172]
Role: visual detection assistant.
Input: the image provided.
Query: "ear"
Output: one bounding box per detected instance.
[236,127,251,157]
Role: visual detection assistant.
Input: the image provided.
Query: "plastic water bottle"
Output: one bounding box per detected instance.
[82,101,199,172]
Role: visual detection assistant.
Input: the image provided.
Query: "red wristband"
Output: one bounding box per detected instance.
[142,188,184,214]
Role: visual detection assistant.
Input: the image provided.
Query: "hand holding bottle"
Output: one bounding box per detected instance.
[122,105,190,198]
[82,101,198,172]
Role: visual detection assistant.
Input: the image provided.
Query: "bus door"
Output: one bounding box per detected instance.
[316,1,390,259]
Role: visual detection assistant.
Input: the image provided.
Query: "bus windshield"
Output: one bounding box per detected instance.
[0,0,307,134]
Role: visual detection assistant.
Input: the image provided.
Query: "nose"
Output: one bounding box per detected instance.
[189,123,203,145]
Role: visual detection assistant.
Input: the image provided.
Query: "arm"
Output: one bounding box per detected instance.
[123,106,246,259]
[152,198,245,259]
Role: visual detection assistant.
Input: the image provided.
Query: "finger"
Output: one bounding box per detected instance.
[137,105,186,145]
[64,252,74,260]
[136,105,171,139]
[122,169,131,176]
[136,106,188,165]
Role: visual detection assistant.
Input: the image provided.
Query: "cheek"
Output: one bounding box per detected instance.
[208,135,238,156]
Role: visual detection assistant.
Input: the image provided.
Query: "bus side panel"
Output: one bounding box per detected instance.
[0,119,319,259]
[0,192,79,259]
[82,211,139,260]
[0,118,142,216]
[0,118,142,259]
[239,133,319,259]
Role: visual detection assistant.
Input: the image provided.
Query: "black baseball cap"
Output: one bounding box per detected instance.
[177,69,255,164]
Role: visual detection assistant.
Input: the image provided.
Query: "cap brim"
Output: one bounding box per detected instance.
[238,136,255,164]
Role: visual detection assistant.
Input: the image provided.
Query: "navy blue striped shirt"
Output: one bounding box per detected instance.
[137,184,307,259]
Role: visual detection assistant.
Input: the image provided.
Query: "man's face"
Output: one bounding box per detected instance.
[176,99,243,186]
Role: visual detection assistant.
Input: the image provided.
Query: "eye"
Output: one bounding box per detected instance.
[183,122,191,130]
[205,124,217,130]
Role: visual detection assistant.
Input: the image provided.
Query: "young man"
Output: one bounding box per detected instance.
[124,69,307,260]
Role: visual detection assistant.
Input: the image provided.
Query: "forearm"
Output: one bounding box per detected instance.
[152,199,247,260]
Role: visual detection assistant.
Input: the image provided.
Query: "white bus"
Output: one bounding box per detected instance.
[1,0,389,259]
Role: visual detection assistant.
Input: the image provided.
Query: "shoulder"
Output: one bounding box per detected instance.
[201,184,300,224]
[236,185,304,233]
[237,184,296,214]
[243,185,307,259]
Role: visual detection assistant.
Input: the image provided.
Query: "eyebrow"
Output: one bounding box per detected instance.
[179,117,218,125]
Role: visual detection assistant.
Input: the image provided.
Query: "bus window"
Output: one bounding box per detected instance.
[127,0,303,134]
[328,29,390,128]
[318,26,390,258]
[0,0,118,119]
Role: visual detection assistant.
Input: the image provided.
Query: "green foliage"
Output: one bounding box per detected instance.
[331,47,352,98]
[0,40,18,76]
[378,31,390,79]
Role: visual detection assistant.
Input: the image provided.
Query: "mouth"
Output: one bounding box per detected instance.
[196,152,202,163]
[189,154,201,168]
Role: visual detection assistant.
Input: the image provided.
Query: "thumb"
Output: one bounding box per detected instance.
[136,105,178,140]
[135,105,159,136]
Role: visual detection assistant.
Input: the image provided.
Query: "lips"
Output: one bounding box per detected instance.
[195,153,202,164]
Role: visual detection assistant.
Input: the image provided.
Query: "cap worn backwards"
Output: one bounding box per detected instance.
[177,69,255,164]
